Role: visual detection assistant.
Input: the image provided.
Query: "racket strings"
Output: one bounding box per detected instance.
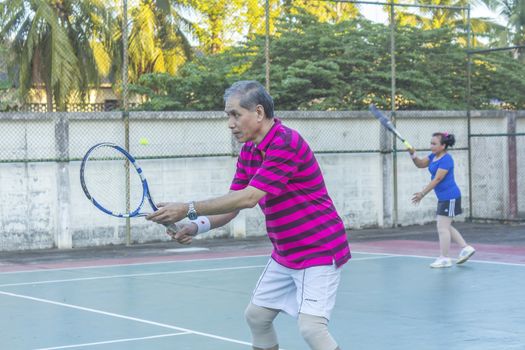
[83,146,144,215]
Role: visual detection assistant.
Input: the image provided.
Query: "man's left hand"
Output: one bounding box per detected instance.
[166,222,198,245]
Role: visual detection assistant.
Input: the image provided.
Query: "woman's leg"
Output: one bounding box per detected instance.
[449,224,467,247]
[436,215,453,257]
[437,216,476,265]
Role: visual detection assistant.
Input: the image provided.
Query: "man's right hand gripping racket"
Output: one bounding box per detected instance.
[80,142,180,234]
[369,104,413,150]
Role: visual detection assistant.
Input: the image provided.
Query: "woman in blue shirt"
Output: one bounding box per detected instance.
[409,132,475,268]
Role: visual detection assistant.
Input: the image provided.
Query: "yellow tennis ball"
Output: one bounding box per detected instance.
[139,137,149,145]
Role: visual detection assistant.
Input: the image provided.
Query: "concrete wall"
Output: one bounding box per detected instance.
[0,110,523,251]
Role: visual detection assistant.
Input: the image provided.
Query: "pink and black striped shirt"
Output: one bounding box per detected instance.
[230,119,351,269]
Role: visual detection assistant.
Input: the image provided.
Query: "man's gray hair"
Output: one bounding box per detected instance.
[223,81,274,119]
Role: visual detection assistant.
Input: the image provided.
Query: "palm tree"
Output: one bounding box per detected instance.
[0,0,111,111]
[185,0,243,54]
[388,0,498,46]
[482,0,525,47]
[282,0,359,23]
[104,0,194,99]
[185,0,357,55]
[127,0,193,79]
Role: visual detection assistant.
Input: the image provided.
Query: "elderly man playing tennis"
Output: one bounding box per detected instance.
[147,80,351,350]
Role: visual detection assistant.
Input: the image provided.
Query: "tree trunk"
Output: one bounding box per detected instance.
[46,86,53,112]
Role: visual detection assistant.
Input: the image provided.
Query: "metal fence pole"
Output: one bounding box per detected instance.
[390,1,398,228]
[265,0,271,92]
[466,4,473,221]
[122,0,131,245]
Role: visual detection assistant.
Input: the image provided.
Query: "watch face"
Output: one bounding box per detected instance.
[187,202,198,220]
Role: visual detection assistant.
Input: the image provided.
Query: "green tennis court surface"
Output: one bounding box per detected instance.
[1,223,524,349]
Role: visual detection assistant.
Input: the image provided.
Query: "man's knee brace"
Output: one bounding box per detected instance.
[245,303,279,349]
[298,313,338,350]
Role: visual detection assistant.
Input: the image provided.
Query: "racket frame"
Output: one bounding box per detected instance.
[80,142,158,218]
[369,104,413,149]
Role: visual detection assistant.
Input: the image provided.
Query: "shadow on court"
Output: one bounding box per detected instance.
[0,222,524,350]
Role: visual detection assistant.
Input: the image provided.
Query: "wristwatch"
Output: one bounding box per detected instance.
[187,201,198,220]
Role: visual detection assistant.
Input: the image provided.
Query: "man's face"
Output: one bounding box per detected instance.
[225,96,262,143]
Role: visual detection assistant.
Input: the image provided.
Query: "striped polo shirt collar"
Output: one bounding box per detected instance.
[255,118,281,152]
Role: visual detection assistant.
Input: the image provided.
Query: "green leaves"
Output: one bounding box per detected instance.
[129,55,234,110]
[33,0,80,110]
[131,12,525,111]
[1,0,111,111]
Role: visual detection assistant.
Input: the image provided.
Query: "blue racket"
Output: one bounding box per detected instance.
[80,142,179,232]
[369,104,413,149]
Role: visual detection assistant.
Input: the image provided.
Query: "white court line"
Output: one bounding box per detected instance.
[348,255,398,261]
[2,243,523,275]
[0,254,270,275]
[353,250,525,267]
[34,332,190,350]
[0,256,394,288]
[165,247,210,253]
[0,265,266,288]
[0,252,414,276]
[0,290,257,349]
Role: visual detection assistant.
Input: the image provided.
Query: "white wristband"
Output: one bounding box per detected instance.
[190,216,211,234]
[410,152,417,159]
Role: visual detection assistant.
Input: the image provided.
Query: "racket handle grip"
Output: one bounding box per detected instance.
[403,140,413,149]
[164,223,180,233]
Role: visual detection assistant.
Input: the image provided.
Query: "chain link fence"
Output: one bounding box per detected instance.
[468,46,525,221]
[0,0,473,157]
[1,1,524,251]
[0,109,476,163]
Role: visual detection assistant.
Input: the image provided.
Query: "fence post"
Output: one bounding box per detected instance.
[122,0,131,245]
[230,132,245,237]
[388,0,397,227]
[55,112,72,249]
[265,0,270,92]
[381,126,394,228]
[507,111,517,220]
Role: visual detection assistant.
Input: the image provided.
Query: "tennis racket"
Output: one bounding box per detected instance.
[369,104,413,149]
[80,142,179,233]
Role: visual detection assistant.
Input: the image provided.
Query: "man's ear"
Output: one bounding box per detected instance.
[255,104,265,121]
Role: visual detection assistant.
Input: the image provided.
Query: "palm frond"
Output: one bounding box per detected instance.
[33,0,80,108]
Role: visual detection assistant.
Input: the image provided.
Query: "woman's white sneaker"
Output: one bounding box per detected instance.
[430,257,452,268]
[457,245,476,264]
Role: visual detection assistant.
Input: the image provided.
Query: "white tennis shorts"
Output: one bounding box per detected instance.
[251,258,342,320]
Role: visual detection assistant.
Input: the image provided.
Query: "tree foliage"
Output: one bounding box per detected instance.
[131,12,525,111]
[482,0,525,47]
[0,0,111,111]
[1,1,523,110]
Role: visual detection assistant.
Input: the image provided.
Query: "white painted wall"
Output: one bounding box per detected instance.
[0,110,523,250]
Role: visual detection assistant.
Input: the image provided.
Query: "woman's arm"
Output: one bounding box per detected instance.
[412,168,448,204]
[408,148,430,168]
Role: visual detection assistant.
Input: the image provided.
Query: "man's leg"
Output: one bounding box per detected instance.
[293,263,343,350]
[298,313,340,350]
[245,303,280,350]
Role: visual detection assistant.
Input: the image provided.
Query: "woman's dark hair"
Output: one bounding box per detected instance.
[433,132,456,149]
